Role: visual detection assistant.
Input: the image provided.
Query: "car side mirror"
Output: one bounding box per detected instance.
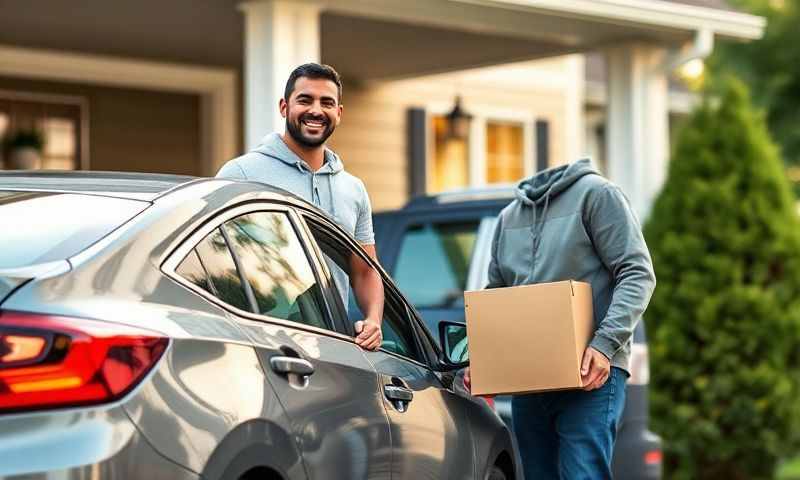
[438,321,469,370]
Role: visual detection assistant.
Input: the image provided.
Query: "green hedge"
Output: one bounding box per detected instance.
[643,77,800,479]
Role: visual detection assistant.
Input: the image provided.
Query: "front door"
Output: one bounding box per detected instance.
[198,207,392,480]
[301,213,476,480]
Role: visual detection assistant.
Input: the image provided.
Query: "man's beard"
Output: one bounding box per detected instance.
[286,114,335,148]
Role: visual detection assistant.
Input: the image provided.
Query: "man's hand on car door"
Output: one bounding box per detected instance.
[355,320,383,351]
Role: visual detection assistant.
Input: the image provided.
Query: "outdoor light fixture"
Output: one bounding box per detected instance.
[445,96,472,141]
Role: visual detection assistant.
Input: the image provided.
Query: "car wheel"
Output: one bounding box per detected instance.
[485,465,507,480]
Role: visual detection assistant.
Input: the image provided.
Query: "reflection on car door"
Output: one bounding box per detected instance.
[185,207,392,480]
[302,214,476,480]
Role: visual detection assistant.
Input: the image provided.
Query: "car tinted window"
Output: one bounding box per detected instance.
[224,212,328,330]
[0,191,147,269]
[393,221,479,309]
[305,218,424,362]
[194,228,252,312]
[176,249,215,295]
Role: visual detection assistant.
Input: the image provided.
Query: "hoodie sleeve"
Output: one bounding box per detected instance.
[486,214,506,289]
[215,160,247,180]
[585,184,656,361]
[354,179,375,245]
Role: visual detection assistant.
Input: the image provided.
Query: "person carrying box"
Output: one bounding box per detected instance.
[465,159,656,479]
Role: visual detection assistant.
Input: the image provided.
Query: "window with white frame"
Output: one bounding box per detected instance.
[0,92,86,171]
[428,110,539,193]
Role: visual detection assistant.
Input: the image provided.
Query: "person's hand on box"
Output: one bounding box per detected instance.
[581,347,610,391]
[463,367,471,392]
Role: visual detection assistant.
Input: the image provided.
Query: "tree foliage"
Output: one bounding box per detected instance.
[644,77,800,479]
[712,0,800,171]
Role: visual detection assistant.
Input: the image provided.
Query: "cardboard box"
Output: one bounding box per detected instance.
[464,280,594,396]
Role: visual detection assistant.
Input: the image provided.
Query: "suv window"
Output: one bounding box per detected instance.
[223,212,328,330]
[305,218,425,363]
[393,221,480,309]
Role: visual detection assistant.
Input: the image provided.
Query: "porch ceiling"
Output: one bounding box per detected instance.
[0,0,764,83]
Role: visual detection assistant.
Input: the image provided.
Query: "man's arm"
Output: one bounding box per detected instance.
[350,244,384,351]
[351,179,383,350]
[581,183,657,390]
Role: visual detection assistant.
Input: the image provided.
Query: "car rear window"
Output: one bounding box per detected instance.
[0,191,147,269]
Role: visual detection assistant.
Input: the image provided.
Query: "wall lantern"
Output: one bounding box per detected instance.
[445,96,472,141]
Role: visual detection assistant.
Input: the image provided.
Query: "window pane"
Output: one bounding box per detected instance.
[306,220,423,362]
[430,115,469,193]
[486,121,524,184]
[380,309,420,361]
[0,192,146,269]
[393,222,479,309]
[176,249,214,295]
[225,212,327,330]
[195,228,251,312]
[41,117,77,170]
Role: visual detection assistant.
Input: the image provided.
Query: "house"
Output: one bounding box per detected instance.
[0,0,764,216]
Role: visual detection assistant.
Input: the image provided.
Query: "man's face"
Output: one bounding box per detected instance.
[281,77,342,148]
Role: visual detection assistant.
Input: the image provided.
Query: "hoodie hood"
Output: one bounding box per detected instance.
[515,158,599,206]
[514,158,600,264]
[253,132,344,175]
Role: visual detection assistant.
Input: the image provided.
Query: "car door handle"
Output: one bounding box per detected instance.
[270,356,315,377]
[384,385,413,402]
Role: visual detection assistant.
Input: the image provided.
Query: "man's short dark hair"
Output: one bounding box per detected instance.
[284,63,342,102]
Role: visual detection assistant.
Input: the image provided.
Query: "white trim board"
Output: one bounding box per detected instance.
[452,0,766,41]
[0,45,238,176]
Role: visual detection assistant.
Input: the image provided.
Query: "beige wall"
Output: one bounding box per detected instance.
[0,77,202,175]
[329,57,579,211]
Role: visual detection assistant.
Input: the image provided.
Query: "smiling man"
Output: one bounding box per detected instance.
[216,63,383,351]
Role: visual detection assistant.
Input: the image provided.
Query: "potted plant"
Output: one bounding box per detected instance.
[3,129,44,170]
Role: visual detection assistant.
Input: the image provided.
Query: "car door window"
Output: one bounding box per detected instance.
[175,249,215,295]
[223,212,328,330]
[190,227,252,311]
[393,221,480,309]
[304,217,425,363]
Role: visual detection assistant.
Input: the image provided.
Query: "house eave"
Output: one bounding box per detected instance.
[453,0,766,41]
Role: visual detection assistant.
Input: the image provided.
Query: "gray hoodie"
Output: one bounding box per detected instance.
[216,133,374,245]
[216,133,374,307]
[487,159,656,372]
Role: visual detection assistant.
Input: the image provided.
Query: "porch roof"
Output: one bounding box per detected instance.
[0,0,764,83]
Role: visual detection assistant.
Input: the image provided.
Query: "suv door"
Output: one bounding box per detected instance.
[168,204,391,480]
[300,212,477,480]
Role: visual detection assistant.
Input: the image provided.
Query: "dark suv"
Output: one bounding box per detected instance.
[373,186,663,480]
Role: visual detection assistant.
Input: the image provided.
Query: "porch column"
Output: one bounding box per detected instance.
[605,44,670,220]
[240,0,321,150]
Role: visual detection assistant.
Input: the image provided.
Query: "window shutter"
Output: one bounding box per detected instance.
[535,119,550,172]
[407,108,427,196]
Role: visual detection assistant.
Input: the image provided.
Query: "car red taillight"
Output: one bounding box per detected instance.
[644,450,663,465]
[0,311,168,413]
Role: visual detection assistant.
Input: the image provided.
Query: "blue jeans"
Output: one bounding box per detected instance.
[512,367,627,480]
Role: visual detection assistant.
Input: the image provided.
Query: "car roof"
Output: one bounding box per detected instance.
[0,171,329,218]
[0,171,202,201]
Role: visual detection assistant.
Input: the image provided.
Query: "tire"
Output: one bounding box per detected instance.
[485,465,507,480]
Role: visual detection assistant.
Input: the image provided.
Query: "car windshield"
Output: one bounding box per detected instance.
[0,191,148,269]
